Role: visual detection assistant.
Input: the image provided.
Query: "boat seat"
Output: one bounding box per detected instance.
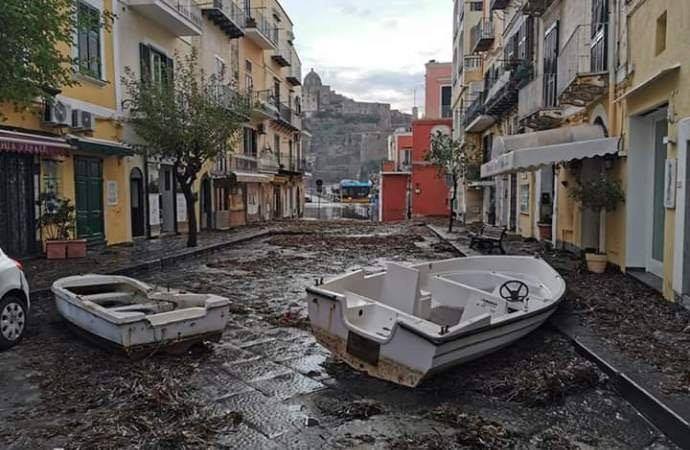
[460,297,506,322]
[108,302,172,314]
[146,308,207,327]
[81,292,134,306]
[380,262,429,318]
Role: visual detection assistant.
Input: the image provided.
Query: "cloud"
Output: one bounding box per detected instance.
[281,0,453,113]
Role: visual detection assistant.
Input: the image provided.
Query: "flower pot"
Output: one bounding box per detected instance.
[66,239,87,259]
[585,252,608,274]
[45,240,68,260]
[537,223,552,241]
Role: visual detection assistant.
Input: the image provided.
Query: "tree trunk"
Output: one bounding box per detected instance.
[448,174,458,233]
[181,184,198,248]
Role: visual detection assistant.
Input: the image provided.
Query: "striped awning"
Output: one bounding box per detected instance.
[0,130,70,156]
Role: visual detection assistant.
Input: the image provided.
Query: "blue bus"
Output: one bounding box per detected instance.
[340,180,372,204]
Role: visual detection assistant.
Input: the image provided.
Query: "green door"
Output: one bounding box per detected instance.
[75,157,104,241]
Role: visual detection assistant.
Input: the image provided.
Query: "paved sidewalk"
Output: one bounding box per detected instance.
[427,222,690,448]
[23,225,278,292]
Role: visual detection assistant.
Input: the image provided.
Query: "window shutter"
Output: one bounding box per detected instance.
[88,29,100,77]
[164,56,174,86]
[139,44,151,82]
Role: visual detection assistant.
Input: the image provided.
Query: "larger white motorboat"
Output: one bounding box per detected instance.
[307,256,566,387]
[52,275,230,355]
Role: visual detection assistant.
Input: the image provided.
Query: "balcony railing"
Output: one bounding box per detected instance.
[230,153,258,172]
[201,0,246,39]
[557,24,609,107]
[276,103,301,130]
[518,74,563,130]
[251,90,278,119]
[245,11,278,49]
[470,19,495,53]
[128,0,202,36]
[212,84,250,112]
[463,55,482,72]
[272,47,292,67]
[286,53,302,86]
[522,0,555,17]
[278,156,306,174]
[258,155,280,173]
[463,93,485,128]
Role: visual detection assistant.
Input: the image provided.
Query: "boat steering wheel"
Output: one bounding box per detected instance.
[499,280,529,303]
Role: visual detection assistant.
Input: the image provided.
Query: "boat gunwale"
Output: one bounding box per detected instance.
[306,256,566,346]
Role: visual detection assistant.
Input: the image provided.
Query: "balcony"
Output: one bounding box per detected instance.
[213,84,250,114]
[464,93,495,133]
[518,74,563,130]
[258,154,280,174]
[490,0,511,11]
[245,12,278,49]
[251,90,279,120]
[484,62,533,117]
[470,19,495,54]
[522,0,555,17]
[201,0,246,39]
[230,153,258,172]
[286,53,302,86]
[278,156,306,175]
[128,0,202,36]
[557,24,609,107]
[275,103,301,132]
[272,47,291,68]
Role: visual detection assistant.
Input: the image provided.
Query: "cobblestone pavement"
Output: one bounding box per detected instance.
[22,224,278,292]
[0,221,677,449]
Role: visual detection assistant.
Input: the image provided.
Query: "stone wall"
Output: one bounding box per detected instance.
[303,70,412,185]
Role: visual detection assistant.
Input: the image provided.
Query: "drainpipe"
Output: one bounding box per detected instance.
[608,0,618,135]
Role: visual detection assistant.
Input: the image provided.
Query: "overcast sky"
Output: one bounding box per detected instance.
[281,0,453,114]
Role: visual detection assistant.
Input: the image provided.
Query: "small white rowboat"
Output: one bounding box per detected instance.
[52,275,230,355]
[307,256,566,387]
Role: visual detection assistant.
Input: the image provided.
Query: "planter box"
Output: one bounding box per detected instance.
[45,240,68,260]
[537,223,552,241]
[585,253,607,274]
[66,239,87,259]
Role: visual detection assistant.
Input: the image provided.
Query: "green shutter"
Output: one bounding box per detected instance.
[164,56,174,86]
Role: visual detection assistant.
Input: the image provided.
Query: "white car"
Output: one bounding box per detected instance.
[0,249,30,350]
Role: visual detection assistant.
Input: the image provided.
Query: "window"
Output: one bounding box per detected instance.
[245,60,254,93]
[655,11,667,55]
[77,2,101,78]
[243,128,257,157]
[274,135,281,164]
[401,149,411,166]
[470,1,482,12]
[273,78,280,104]
[140,44,173,86]
[543,21,559,107]
[215,56,226,83]
[590,0,608,72]
[441,86,452,118]
[520,184,530,214]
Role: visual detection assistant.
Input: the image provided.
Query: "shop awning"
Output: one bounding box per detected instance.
[481,124,619,178]
[233,171,273,183]
[0,130,70,156]
[69,136,133,156]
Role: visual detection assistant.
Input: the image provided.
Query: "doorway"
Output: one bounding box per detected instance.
[648,118,668,277]
[130,168,145,238]
[200,177,213,230]
[160,165,176,233]
[0,153,37,257]
[74,156,104,242]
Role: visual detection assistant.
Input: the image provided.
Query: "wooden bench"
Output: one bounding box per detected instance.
[468,224,507,254]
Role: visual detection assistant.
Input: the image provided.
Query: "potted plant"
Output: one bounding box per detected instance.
[537,215,553,241]
[36,193,86,259]
[569,176,625,273]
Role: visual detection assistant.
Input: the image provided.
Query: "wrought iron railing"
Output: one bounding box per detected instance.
[211,0,246,29]
[230,153,258,172]
[160,0,203,28]
[246,11,278,46]
[463,92,486,128]
[557,23,608,98]
[470,19,495,53]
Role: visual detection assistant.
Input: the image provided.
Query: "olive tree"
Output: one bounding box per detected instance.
[426,131,464,233]
[122,50,249,247]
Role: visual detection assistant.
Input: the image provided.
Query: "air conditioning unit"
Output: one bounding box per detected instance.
[43,100,72,127]
[71,109,95,131]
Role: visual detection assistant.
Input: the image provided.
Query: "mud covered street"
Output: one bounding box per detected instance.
[0,222,677,449]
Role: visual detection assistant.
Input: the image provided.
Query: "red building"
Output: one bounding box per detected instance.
[380,119,452,221]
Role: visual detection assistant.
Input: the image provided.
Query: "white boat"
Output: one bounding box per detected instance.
[307,256,566,387]
[52,275,230,355]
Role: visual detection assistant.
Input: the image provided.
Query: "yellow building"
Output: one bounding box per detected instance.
[622,0,690,302]
[1,0,132,258]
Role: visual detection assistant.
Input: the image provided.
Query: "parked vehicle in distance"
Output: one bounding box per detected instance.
[340,180,372,204]
[0,249,30,350]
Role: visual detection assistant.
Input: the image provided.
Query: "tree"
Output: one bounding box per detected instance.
[426,131,464,233]
[122,50,250,247]
[0,0,112,115]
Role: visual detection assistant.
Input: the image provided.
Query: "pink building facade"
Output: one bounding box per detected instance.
[424,61,453,120]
